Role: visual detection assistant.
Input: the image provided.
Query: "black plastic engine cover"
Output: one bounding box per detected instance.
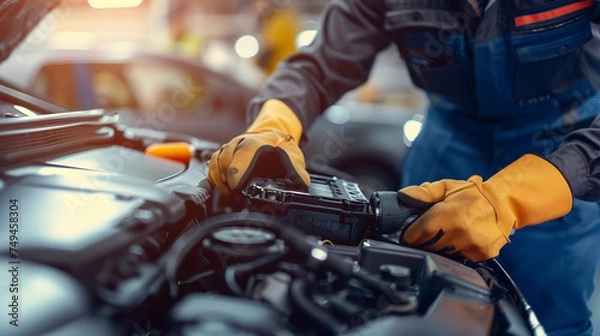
[349,239,533,335]
[0,155,186,276]
[0,142,212,330]
[0,256,123,336]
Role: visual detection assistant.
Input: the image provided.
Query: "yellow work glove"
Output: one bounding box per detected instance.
[397,154,573,262]
[208,99,310,195]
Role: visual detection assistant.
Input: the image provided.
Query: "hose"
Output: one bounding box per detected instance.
[224,251,286,296]
[161,212,286,297]
[162,211,406,306]
[289,277,347,335]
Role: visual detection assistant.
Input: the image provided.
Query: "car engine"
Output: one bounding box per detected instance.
[0,110,543,336]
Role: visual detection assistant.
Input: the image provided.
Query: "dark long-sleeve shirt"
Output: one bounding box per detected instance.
[247,0,390,128]
[548,114,600,201]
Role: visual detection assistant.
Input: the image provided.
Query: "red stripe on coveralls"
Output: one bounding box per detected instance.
[514,0,593,27]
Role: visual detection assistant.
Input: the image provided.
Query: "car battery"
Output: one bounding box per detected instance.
[243,175,373,244]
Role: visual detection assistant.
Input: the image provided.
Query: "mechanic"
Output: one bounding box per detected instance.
[207,1,600,335]
[252,0,301,75]
[164,0,205,59]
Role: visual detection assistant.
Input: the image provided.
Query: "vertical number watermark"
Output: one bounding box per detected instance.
[7,199,19,328]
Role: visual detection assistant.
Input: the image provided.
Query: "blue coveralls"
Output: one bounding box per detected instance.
[249,0,600,334]
[399,1,600,334]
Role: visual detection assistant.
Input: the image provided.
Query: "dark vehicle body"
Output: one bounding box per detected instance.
[0,79,542,336]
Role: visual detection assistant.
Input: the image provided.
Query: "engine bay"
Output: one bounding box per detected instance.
[0,112,543,336]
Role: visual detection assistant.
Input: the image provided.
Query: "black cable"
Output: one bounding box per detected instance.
[162,211,406,306]
[161,212,285,297]
[224,251,286,296]
[289,278,347,335]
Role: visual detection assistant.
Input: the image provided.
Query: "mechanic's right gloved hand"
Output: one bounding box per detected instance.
[396,154,573,262]
[208,99,310,195]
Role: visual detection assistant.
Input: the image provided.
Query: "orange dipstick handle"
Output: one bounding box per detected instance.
[145,142,195,164]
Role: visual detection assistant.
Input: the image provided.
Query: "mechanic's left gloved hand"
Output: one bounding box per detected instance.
[397,154,573,262]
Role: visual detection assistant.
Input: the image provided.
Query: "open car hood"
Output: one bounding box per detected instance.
[0,0,61,62]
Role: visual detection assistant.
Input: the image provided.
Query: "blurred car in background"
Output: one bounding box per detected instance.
[0,48,423,189]
[0,49,253,144]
